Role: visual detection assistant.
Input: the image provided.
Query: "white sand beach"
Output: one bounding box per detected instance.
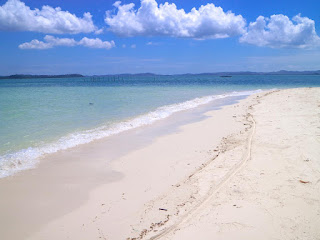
[0,88,319,240]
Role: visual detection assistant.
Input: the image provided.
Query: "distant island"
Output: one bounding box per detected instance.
[1,70,320,79]
[175,70,320,76]
[0,74,84,79]
[93,70,320,77]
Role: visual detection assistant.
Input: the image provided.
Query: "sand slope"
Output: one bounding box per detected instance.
[20,93,251,240]
[133,88,320,240]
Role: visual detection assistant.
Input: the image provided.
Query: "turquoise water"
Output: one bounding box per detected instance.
[1,75,320,177]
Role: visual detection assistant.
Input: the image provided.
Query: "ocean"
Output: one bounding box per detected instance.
[1,74,320,178]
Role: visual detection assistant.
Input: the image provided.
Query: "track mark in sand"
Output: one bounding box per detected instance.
[216,221,254,233]
[128,91,279,240]
[149,113,256,240]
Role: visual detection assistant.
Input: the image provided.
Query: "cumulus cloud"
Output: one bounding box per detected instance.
[19,36,115,50]
[0,0,97,34]
[18,39,52,50]
[44,35,77,46]
[78,37,116,49]
[94,28,104,35]
[105,0,246,39]
[240,14,320,48]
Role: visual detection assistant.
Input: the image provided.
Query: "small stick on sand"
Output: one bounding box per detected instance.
[299,180,310,184]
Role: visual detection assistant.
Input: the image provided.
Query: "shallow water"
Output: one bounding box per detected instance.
[1,74,320,177]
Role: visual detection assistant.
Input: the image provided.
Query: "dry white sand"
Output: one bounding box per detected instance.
[162,88,320,240]
[0,88,319,240]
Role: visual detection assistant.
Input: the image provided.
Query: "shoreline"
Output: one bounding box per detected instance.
[1,88,319,240]
[0,93,252,240]
[0,90,259,179]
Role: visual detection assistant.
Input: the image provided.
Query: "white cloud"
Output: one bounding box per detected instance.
[18,39,52,49]
[79,37,115,49]
[44,35,77,46]
[105,0,246,39]
[19,35,115,50]
[0,0,96,34]
[131,44,136,48]
[240,14,320,48]
[94,28,104,35]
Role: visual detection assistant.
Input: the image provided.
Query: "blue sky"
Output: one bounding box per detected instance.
[0,0,319,75]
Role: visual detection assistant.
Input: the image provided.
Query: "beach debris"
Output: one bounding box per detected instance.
[122,193,126,200]
[299,180,310,184]
[159,208,168,211]
[127,213,172,239]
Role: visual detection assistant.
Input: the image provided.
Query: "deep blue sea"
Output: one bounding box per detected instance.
[1,75,320,177]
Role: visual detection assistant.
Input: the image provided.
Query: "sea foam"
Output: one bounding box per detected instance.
[0,89,261,178]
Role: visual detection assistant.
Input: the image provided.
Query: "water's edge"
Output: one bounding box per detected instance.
[0,89,262,178]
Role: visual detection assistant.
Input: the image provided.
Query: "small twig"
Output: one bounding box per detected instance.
[299,180,310,184]
[159,208,167,211]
